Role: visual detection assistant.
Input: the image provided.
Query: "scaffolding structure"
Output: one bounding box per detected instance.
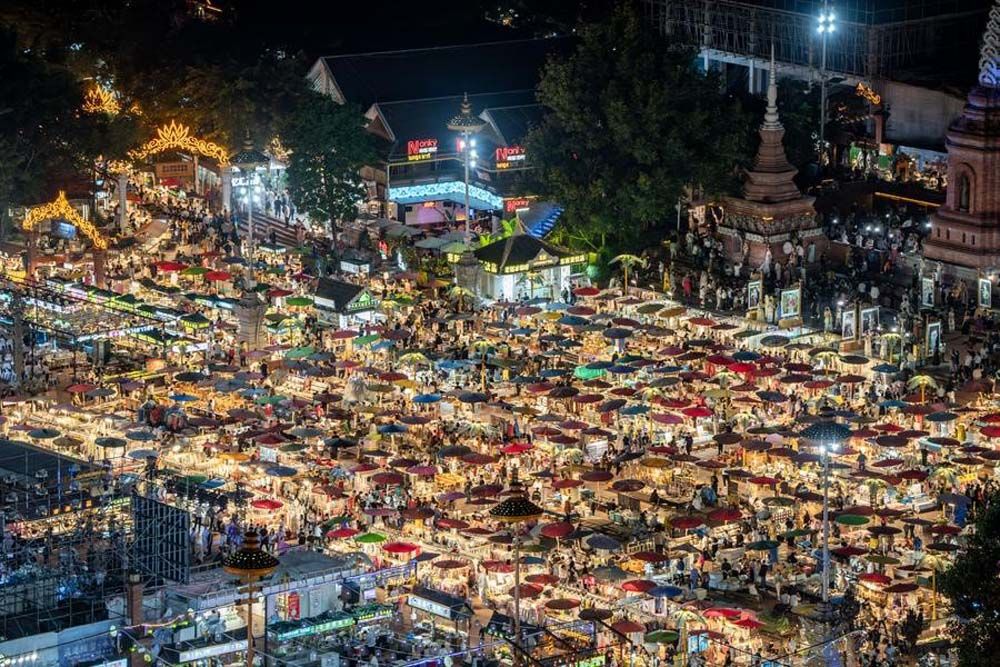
[642,0,989,79]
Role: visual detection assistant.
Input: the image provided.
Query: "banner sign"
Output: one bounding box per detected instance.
[407,138,438,162]
[154,161,194,179]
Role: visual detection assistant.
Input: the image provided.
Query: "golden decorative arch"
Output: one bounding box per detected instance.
[22,192,109,250]
[82,86,122,115]
[129,120,230,165]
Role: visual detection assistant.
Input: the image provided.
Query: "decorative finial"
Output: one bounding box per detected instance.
[763,44,782,129]
[979,1,1000,87]
[460,92,472,116]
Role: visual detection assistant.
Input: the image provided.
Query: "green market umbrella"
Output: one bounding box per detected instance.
[574,365,606,380]
[285,346,314,359]
[280,443,308,453]
[355,532,387,544]
[286,296,314,307]
[835,514,870,526]
[184,474,208,485]
[354,334,380,346]
[644,630,679,644]
[747,540,779,551]
[182,266,209,276]
[255,395,288,405]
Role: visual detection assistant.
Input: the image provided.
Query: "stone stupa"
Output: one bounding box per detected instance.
[719,48,824,268]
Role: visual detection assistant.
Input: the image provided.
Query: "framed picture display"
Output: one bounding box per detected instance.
[747,280,762,310]
[860,307,880,337]
[925,320,942,357]
[841,309,857,340]
[979,278,992,309]
[920,277,935,309]
[779,286,801,320]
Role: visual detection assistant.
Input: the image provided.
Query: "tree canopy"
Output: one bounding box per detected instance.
[524,4,753,253]
[939,493,1000,666]
[282,93,376,226]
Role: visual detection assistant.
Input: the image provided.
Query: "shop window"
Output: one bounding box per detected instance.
[958,173,971,212]
[946,229,951,240]
[936,228,941,238]
[963,232,967,244]
[972,235,977,246]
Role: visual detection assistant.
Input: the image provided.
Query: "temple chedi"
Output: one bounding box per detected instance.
[719,49,824,268]
[923,1,1000,271]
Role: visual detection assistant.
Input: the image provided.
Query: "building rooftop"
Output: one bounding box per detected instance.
[317,37,570,108]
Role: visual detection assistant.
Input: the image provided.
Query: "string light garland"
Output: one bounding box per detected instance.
[130,120,230,165]
[855,82,882,106]
[22,191,110,250]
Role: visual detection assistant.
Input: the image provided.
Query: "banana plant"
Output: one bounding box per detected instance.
[610,253,648,296]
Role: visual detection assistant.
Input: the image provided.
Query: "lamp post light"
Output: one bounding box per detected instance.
[231,132,269,258]
[223,530,279,667]
[816,3,837,165]
[447,93,487,243]
[799,420,851,666]
[489,491,543,657]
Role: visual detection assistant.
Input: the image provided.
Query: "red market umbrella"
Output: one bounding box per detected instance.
[541,521,575,539]
[681,406,713,418]
[546,598,581,611]
[732,618,765,630]
[704,608,742,620]
[651,413,684,425]
[611,620,645,634]
[859,573,891,586]
[433,559,469,569]
[748,476,778,486]
[155,260,187,272]
[631,551,671,563]
[552,478,584,489]
[327,527,360,539]
[251,499,283,511]
[708,508,743,523]
[573,286,600,297]
[526,573,560,585]
[621,579,657,593]
[371,472,404,486]
[205,270,232,281]
[831,546,867,557]
[611,479,645,493]
[581,470,614,483]
[67,383,98,394]
[510,584,543,598]
[382,541,420,554]
[437,518,469,530]
[670,516,705,530]
[501,443,533,455]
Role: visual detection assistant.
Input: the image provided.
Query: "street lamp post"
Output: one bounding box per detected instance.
[223,529,279,667]
[817,4,837,165]
[232,132,269,258]
[447,93,487,243]
[489,491,543,658]
[800,421,850,604]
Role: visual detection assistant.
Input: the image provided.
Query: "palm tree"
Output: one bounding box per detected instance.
[610,253,647,296]
[907,374,938,403]
[449,285,475,312]
[516,270,545,299]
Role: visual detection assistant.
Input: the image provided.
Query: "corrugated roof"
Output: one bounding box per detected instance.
[320,37,571,108]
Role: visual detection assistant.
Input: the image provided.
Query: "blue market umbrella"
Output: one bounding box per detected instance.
[265,465,298,478]
[126,430,156,442]
[412,393,442,404]
[128,449,158,460]
[756,391,788,403]
[200,478,226,489]
[458,391,489,404]
[95,436,127,448]
[170,393,198,403]
[539,368,569,378]
[511,327,535,336]
[880,399,907,409]
[586,361,614,370]
[621,405,649,416]
[598,399,627,413]
[872,363,900,374]
[650,365,682,374]
[607,365,637,374]
[175,371,208,382]
[733,350,761,362]
[28,428,60,440]
[545,302,570,311]
[558,315,589,327]
[378,423,409,435]
[586,534,621,551]
[647,585,684,598]
[290,427,324,439]
[926,412,958,423]
[539,334,566,344]
[603,327,633,340]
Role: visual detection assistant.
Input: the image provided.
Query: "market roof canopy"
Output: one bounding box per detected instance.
[22,191,109,250]
[474,234,584,275]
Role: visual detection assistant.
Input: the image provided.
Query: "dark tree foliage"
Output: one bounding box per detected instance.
[524,4,754,253]
[282,94,376,225]
[939,492,1000,666]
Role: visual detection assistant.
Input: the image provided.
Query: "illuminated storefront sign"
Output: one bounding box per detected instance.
[495,145,526,169]
[504,198,532,213]
[177,639,248,663]
[407,138,439,162]
[389,181,503,210]
[408,594,452,619]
